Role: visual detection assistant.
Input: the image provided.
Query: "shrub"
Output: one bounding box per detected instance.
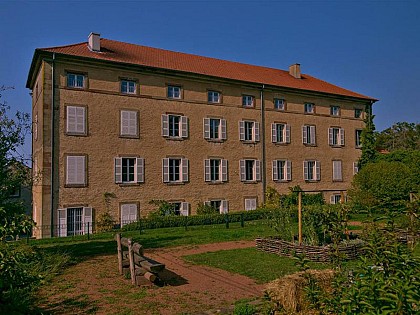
[196,201,219,215]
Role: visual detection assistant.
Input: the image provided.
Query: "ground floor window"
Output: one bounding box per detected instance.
[58,207,92,237]
[121,203,138,227]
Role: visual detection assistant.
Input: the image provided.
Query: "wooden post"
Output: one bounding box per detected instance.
[128,238,136,285]
[116,233,123,275]
[298,191,302,245]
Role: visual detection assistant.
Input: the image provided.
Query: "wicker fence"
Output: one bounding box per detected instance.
[255,237,365,262]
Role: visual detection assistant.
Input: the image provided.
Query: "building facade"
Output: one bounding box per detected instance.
[27,33,376,238]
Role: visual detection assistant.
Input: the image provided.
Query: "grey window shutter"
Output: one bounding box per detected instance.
[254,122,260,142]
[221,119,227,140]
[221,200,229,214]
[83,207,93,234]
[121,204,130,227]
[330,195,336,204]
[304,161,309,180]
[204,159,211,182]
[181,116,188,138]
[328,128,333,145]
[315,161,321,181]
[271,123,277,143]
[58,208,67,237]
[239,160,246,181]
[66,156,76,184]
[310,126,316,144]
[302,126,307,144]
[121,110,130,135]
[67,106,76,132]
[286,160,292,181]
[255,160,261,181]
[272,160,278,181]
[203,118,210,139]
[162,114,169,137]
[136,158,144,183]
[181,202,189,216]
[221,159,228,182]
[162,158,169,183]
[239,121,245,141]
[333,160,342,181]
[115,157,122,183]
[285,125,291,143]
[340,128,345,146]
[181,158,189,182]
[353,162,359,175]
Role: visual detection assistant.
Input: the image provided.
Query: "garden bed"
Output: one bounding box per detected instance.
[255,237,364,262]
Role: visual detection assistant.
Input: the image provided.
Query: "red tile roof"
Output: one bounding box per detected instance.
[33,38,376,101]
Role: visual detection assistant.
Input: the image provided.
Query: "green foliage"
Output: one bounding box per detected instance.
[233,302,257,315]
[196,201,219,215]
[359,108,378,169]
[148,199,177,218]
[281,185,325,207]
[96,211,115,232]
[265,206,296,242]
[376,121,420,151]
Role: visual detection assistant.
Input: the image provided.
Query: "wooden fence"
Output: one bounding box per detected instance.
[115,233,165,286]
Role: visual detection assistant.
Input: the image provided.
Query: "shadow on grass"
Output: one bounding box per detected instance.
[157,268,188,287]
[36,294,99,315]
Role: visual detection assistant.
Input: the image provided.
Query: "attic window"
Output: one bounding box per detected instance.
[67,73,85,89]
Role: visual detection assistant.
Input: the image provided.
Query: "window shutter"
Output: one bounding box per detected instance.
[302,126,307,144]
[129,204,137,222]
[121,204,130,227]
[310,126,316,144]
[255,160,261,181]
[251,199,257,210]
[239,121,245,141]
[83,207,93,234]
[271,123,277,143]
[239,160,246,181]
[181,158,189,182]
[286,160,292,181]
[315,161,321,181]
[221,159,228,182]
[136,158,144,183]
[76,107,85,133]
[353,162,359,175]
[129,111,138,136]
[67,106,76,132]
[333,160,342,181]
[245,199,251,211]
[330,195,336,204]
[221,200,229,214]
[254,122,260,142]
[66,156,76,184]
[340,128,345,146]
[115,157,122,183]
[221,119,227,140]
[272,160,278,181]
[181,116,188,138]
[180,202,189,216]
[67,156,85,185]
[121,110,137,136]
[162,158,169,183]
[203,118,210,139]
[328,128,333,145]
[204,159,211,182]
[161,114,169,137]
[285,125,291,143]
[57,208,67,237]
[304,161,309,180]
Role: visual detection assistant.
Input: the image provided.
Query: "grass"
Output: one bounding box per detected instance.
[184,247,330,284]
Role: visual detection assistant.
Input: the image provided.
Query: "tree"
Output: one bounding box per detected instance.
[376,122,420,151]
[358,109,377,169]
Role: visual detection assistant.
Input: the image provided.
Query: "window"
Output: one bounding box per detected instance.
[120,110,138,137]
[67,73,85,88]
[239,159,261,182]
[66,106,86,135]
[355,108,363,118]
[121,80,136,94]
[328,127,345,146]
[355,129,362,148]
[272,160,292,181]
[304,160,320,181]
[121,203,137,227]
[66,155,86,186]
[171,202,190,216]
[330,194,343,204]
[203,118,227,141]
[162,114,188,138]
[274,98,285,110]
[239,120,260,142]
[271,123,290,144]
[163,158,188,183]
[57,207,92,237]
[353,162,359,175]
[168,85,181,99]
[332,160,342,181]
[208,91,220,103]
[245,198,257,211]
[304,102,314,114]
[302,125,316,145]
[114,157,144,184]
[204,159,228,182]
[330,106,340,116]
[10,185,20,198]
[205,200,228,214]
[242,95,254,107]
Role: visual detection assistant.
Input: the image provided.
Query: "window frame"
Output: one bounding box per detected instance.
[272,159,292,182]
[355,129,362,148]
[244,198,257,211]
[242,95,255,108]
[239,159,261,182]
[66,105,87,136]
[114,157,145,184]
[67,73,86,89]
[204,158,228,183]
[120,110,139,138]
[274,98,286,111]
[302,125,316,145]
[163,158,189,184]
[354,108,363,119]
[120,203,138,227]
[65,154,87,187]
[239,120,260,143]
[332,160,343,181]
[271,123,290,144]
[328,127,345,147]
[304,102,315,114]
[330,106,340,116]
[167,85,182,99]
[120,80,137,95]
[203,117,227,141]
[162,114,188,139]
[303,160,321,181]
[208,90,221,104]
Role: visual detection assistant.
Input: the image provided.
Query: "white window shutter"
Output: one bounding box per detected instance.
[76,106,85,133]
[181,202,189,216]
[285,125,291,143]
[66,156,76,184]
[221,200,229,214]
[304,161,309,180]
[328,128,333,145]
[353,162,359,175]
[239,160,246,181]
[203,118,210,139]
[121,111,129,135]
[128,111,138,136]
[251,199,257,210]
[181,158,189,182]
[302,126,307,144]
[272,160,278,181]
[315,161,321,181]
[162,114,169,137]
[255,160,261,181]
[58,208,67,237]
[67,106,76,132]
[286,160,292,181]
[239,121,245,141]
[254,122,260,142]
[115,157,122,183]
[221,119,227,140]
[129,204,137,222]
[333,160,342,181]
[136,158,144,183]
[204,159,211,182]
[181,116,188,138]
[340,128,345,146]
[245,199,251,211]
[162,158,169,183]
[67,156,85,185]
[310,126,316,144]
[221,159,228,182]
[83,207,93,234]
[121,204,130,227]
[271,123,277,143]
[330,195,336,204]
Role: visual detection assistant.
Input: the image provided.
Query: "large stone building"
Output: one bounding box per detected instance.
[27,33,377,238]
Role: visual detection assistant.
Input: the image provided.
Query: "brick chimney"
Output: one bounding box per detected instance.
[289,63,301,79]
[88,32,101,52]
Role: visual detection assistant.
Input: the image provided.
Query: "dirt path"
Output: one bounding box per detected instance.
[37,241,263,315]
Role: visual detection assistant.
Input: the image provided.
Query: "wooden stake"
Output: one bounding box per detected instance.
[116,233,123,275]
[298,191,302,245]
[128,238,136,285]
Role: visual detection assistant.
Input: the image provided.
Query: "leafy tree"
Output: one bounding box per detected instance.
[358,108,378,169]
[376,121,420,151]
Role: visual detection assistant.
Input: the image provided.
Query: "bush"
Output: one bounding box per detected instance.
[196,201,219,215]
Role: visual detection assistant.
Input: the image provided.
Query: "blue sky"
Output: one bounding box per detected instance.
[1,0,419,157]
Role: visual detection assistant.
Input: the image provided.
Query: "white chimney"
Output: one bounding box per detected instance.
[88,32,101,52]
[289,63,301,79]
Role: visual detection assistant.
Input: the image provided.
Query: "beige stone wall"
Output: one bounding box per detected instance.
[32,58,369,233]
